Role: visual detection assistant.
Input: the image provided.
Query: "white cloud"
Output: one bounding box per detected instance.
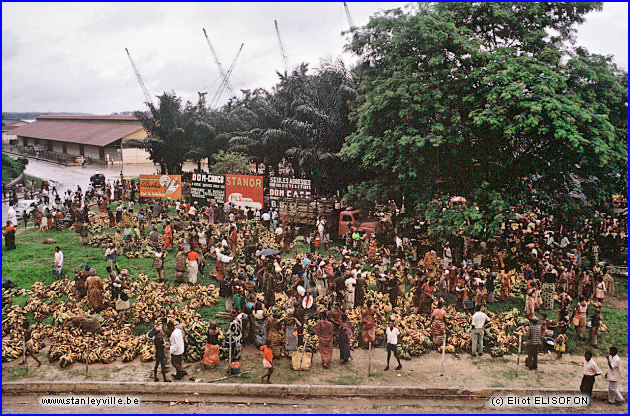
[2,2,626,114]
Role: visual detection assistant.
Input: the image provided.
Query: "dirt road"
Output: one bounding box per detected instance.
[4,345,627,393]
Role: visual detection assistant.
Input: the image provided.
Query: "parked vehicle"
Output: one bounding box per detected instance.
[337,209,381,237]
[275,196,381,238]
[90,173,105,188]
[13,199,41,221]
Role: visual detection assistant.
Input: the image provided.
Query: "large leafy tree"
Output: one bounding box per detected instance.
[342,2,627,210]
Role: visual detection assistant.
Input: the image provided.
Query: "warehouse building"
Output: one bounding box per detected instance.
[10,115,151,165]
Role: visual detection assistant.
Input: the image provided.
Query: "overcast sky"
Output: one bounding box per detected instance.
[2,2,627,114]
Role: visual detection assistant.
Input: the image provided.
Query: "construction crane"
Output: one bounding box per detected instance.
[202,28,235,98]
[274,19,290,73]
[343,2,355,30]
[210,43,244,108]
[125,48,153,106]
[197,92,207,107]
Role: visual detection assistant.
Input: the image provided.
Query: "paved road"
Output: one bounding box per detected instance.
[3,393,626,414]
[2,158,158,226]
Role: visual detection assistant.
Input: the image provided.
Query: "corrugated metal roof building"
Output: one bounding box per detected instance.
[11,115,151,165]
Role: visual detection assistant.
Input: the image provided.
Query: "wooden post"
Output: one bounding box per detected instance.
[440,333,446,376]
[227,333,232,375]
[368,342,372,377]
[298,335,308,372]
[22,337,28,372]
[515,334,522,378]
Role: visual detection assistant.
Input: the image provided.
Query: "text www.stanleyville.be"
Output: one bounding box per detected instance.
[40,396,140,407]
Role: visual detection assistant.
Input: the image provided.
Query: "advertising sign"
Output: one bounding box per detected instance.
[225,174,263,210]
[269,176,312,199]
[190,173,225,205]
[139,174,182,198]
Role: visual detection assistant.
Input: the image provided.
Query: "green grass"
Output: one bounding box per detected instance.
[612,274,627,300]
[24,175,44,188]
[3,367,38,381]
[328,375,360,385]
[1,227,178,290]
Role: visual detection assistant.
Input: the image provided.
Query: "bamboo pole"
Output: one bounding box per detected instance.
[368,342,372,377]
[440,332,446,376]
[516,334,522,378]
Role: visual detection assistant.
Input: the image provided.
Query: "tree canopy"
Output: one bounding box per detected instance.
[341,2,627,210]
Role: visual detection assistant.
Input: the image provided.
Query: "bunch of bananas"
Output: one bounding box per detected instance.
[87,233,114,249]
[184,320,209,362]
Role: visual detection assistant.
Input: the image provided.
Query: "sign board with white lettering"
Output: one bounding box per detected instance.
[190,173,225,205]
[269,176,312,200]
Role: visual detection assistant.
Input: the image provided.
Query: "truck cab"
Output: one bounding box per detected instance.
[338,210,380,237]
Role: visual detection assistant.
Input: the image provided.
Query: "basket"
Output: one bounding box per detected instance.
[230,361,241,375]
[291,351,312,371]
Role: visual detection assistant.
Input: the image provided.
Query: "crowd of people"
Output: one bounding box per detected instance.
[4,175,626,403]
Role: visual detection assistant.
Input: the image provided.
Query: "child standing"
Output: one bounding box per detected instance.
[555,327,567,360]
[260,341,274,384]
[152,328,169,382]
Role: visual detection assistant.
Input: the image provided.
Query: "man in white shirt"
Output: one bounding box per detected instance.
[384,320,402,371]
[53,246,64,278]
[606,347,624,404]
[316,217,326,243]
[261,211,271,229]
[580,350,602,402]
[442,242,452,268]
[470,306,490,356]
[344,275,356,310]
[168,321,187,379]
[395,235,403,254]
[274,225,283,244]
[188,203,198,218]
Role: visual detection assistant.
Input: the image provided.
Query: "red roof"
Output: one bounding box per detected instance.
[11,116,145,147]
[36,115,138,121]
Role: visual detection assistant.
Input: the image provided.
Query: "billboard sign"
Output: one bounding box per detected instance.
[269,176,312,200]
[139,174,182,198]
[225,174,263,210]
[190,173,225,205]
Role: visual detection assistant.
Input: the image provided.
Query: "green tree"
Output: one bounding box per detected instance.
[342,2,626,211]
[208,150,251,175]
[133,92,199,174]
[228,61,358,195]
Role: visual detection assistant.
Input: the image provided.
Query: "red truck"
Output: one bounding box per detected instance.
[276,197,380,238]
[337,209,380,237]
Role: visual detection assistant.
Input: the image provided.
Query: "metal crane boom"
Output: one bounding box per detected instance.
[343,2,354,29]
[125,48,152,106]
[274,19,290,73]
[202,28,235,97]
[211,43,244,108]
